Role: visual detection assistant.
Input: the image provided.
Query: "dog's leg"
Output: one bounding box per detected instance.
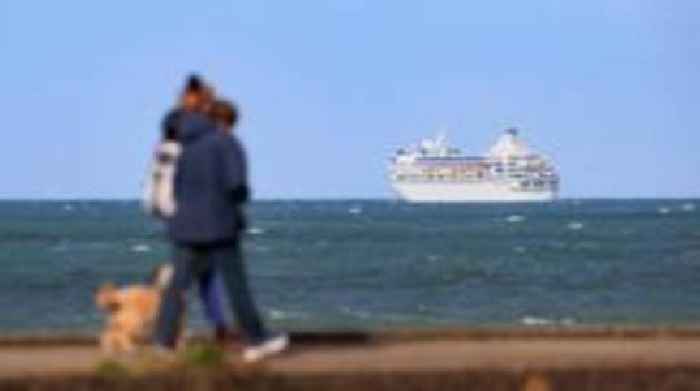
[103,329,126,355]
[100,331,115,355]
[121,332,135,354]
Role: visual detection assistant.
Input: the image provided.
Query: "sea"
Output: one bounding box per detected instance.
[0,199,698,334]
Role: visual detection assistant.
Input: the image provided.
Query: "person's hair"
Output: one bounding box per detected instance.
[184,74,205,93]
[210,99,239,129]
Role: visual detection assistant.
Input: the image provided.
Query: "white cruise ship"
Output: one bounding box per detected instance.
[388,128,559,203]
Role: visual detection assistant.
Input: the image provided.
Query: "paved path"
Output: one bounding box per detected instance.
[271,339,700,373]
[0,346,102,378]
[3,337,700,378]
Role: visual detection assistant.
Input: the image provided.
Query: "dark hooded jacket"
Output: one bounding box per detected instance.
[167,112,249,245]
[161,108,182,141]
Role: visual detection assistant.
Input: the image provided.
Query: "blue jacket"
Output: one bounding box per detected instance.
[167,112,250,245]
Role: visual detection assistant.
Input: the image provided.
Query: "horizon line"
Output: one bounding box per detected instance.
[0,196,698,202]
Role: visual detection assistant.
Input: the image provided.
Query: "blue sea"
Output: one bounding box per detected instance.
[0,199,698,334]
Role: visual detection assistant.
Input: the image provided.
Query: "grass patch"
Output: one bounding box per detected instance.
[180,344,226,368]
[95,359,130,378]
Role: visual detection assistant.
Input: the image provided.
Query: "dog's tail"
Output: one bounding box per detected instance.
[149,263,174,291]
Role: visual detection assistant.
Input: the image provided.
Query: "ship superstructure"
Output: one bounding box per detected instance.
[388,128,559,202]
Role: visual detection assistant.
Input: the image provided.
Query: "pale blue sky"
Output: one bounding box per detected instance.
[1,1,698,199]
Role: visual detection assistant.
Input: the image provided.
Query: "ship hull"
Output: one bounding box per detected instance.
[390,181,557,203]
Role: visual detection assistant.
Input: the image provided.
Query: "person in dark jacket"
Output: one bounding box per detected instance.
[153,100,288,362]
[156,75,232,344]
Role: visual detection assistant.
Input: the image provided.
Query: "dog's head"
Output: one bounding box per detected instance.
[95,283,121,312]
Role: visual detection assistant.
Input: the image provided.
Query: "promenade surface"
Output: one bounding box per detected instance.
[2,328,700,390]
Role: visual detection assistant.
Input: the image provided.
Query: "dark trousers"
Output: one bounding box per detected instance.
[198,268,227,329]
[154,240,268,347]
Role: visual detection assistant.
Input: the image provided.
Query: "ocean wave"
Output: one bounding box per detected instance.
[658,206,671,215]
[521,316,554,326]
[505,215,525,223]
[348,207,363,215]
[681,203,696,212]
[268,309,286,320]
[267,309,307,321]
[521,316,576,326]
[567,221,584,230]
[50,242,70,252]
[247,227,265,235]
[573,241,600,251]
[130,244,151,253]
[340,306,371,319]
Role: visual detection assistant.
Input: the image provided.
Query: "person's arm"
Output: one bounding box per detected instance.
[219,136,250,204]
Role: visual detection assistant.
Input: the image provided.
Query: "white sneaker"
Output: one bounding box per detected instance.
[243,333,289,363]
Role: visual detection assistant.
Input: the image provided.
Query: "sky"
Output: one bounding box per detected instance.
[0,1,698,199]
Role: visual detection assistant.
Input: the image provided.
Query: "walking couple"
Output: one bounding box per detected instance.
[145,74,287,362]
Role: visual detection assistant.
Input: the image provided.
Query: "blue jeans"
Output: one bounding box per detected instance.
[154,241,268,348]
[198,269,227,329]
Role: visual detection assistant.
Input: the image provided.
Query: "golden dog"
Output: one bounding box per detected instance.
[95,264,179,354]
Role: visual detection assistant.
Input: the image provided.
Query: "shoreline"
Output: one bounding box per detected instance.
[3,325,700,346]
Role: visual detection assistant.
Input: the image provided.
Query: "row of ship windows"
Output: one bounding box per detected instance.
[519,180,549,188]
[394,175,551,182]
[396,174,483,181]
[395,173,551,181]
[413,163,545,169]
[409,166,546,175]
[395,175,557,190]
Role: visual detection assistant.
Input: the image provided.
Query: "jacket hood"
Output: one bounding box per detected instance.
[179,112,215,144]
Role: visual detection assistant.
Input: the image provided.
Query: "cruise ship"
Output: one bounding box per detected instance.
[388,128,559,203]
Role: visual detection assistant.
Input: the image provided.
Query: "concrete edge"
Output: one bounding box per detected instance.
[3,326,700,347]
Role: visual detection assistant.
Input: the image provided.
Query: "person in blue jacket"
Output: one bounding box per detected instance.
[154,75,232,344]
[153,88,287,362]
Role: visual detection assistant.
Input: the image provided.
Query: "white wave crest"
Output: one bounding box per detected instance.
[247,227,265,235]
[521,316,554,326]
[131,244,151,253]
[681,203,696,212]
[505,215,525,223]
[567,221,584,230]
[348,207,363,215]
[521,316,576,326]
[269,309,308,321]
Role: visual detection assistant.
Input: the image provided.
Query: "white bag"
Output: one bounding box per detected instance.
[143,141,181,218]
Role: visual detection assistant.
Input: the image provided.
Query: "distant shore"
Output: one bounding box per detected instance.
[2,326,700,390]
